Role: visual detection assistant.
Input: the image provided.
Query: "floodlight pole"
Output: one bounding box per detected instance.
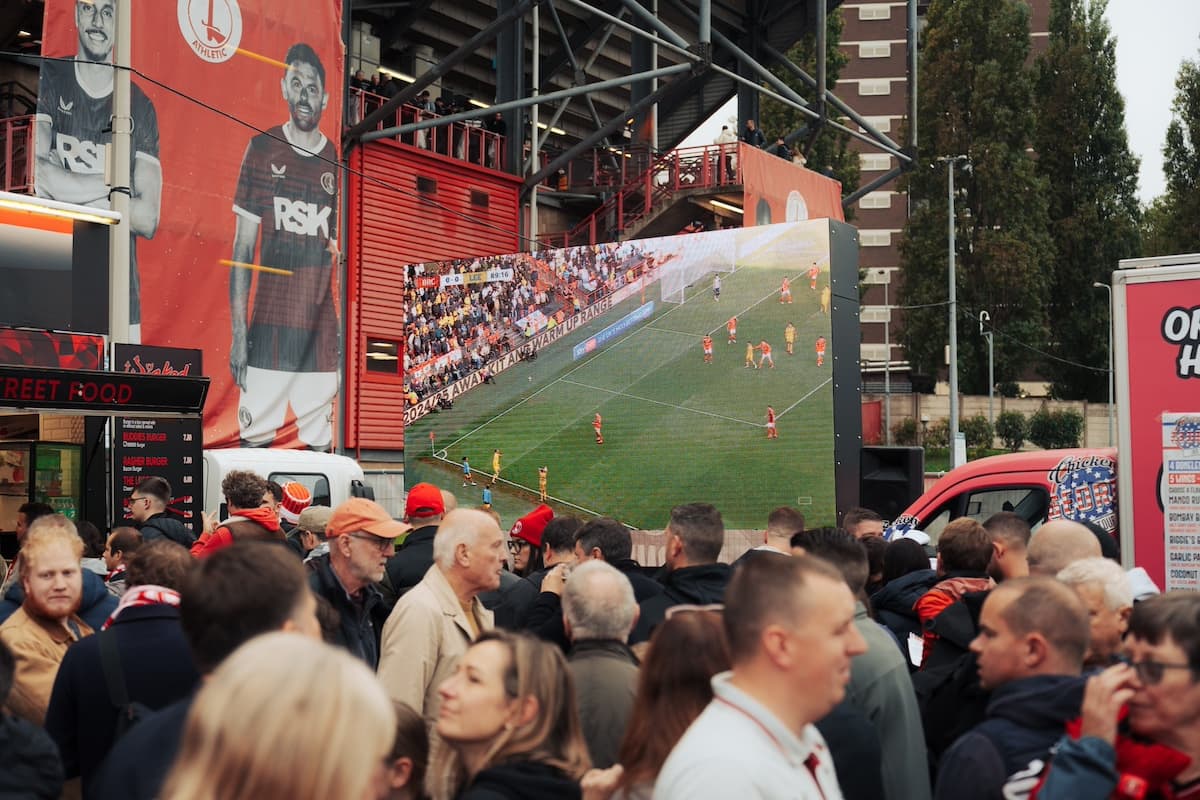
[938,155,968,467]
[980,310,993,429]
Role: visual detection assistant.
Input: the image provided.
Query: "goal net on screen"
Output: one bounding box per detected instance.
[657,228,738,304]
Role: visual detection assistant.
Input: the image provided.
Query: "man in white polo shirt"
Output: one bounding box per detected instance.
[655,554,866,799]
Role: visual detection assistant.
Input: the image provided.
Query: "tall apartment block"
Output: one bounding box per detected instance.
[838,0,1050,393]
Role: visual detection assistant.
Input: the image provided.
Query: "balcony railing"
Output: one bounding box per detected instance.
[0,115,34,194]
[348,88,506,172]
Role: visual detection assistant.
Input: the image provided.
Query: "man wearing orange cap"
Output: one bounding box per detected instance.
[381,483,446,608]
[308,498,409,668]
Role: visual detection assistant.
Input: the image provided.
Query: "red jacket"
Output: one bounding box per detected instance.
[914,574,993,667]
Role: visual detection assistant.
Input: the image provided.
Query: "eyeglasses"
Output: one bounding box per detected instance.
[129,496,150,506]
[507,539,528,553]
[665,603,724,619]
[347,533,394,553]
[1117,654,1196,686]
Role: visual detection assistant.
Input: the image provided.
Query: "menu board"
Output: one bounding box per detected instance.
[1164,413,1200,590]
[112,345,204,534]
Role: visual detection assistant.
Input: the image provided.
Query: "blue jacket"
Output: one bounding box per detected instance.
[934,674,1086,800]
[0,568,118,631]
[871,568,939,652]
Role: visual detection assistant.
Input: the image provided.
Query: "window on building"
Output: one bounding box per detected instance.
[416,176,437,193]
[470,190,490,207]
[860,192,893,210]
[859,79,892,96]
[861,306,893,324]
[860,230,893,247]
[863,116,893,133]
[860,153,893,172]
[858,42,892,59]
[860,343,890,361]
[858,4,891,20]
[365,338,402,376]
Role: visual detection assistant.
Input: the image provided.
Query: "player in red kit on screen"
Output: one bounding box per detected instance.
[766,406,778,439]
[228,43,339,450]
[593,413,603,444]
[727,316,737,343]
[756,340,775,369]
[780,277,792,304]
[815,335,827,366]
[702,334,713,363]
[809,262,819,290]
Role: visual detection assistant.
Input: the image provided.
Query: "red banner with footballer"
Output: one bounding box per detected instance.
[37,0,344,449]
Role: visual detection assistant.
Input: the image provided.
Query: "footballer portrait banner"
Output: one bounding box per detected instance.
[38,0,345,449]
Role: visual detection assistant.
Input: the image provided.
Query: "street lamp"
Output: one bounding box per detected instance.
[1093,281,1115,446]
[979,310,993,430]
[937,155,969,467]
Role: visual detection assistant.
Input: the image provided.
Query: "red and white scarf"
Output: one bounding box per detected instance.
[101,584,181,630]
[105,564,127,583]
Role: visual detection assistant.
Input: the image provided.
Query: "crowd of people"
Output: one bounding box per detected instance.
[403,242,651,405]
[1,471,1196,800]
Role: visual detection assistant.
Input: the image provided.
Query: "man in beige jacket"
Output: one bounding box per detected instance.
[377,508,504,723]
[0,517,93,725]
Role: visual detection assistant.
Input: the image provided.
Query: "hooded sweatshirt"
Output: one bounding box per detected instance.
[934,674,1086,800]
[457,761,581,800]
[631,562,731,643]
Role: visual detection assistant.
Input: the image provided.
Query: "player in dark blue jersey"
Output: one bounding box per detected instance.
[229,43,339,450]
[34,0,162,342]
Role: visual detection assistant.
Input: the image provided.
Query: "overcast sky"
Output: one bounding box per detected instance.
[681,1,1199,205]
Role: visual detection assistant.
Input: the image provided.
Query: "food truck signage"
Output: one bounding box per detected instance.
[0,364,209,415]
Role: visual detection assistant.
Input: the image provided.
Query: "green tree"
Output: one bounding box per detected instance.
[1142,53,1200,253]
[758,9,860,207]
[1033,0,1141,401]
[898,0,1053,394]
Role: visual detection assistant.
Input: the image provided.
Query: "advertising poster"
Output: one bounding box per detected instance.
[1118,266,1200,591]
[1163,413,1200,590]
[37,0,345,450]
[112,344,204,533]
[739,144,845,227]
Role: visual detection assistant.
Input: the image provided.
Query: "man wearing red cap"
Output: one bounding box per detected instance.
[381,483,446,609]
[308,498,409,668]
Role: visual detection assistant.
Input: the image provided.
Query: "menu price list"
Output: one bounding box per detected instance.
[114,417,203,533]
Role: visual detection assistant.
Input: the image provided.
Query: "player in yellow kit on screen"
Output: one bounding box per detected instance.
[744,342,755,368]
[784,322,796,355]
[491,449,502,484]
[538,466,548,502]
[820,284,831,314]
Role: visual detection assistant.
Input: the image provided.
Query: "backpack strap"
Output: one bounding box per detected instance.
[99,630,131,711]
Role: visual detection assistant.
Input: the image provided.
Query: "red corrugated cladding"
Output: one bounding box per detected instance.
[345,139,522,453]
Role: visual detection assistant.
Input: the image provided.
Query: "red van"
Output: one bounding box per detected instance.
[883,448,1118,545]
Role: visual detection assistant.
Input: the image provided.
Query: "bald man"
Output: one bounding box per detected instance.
[1027,520,1101,576]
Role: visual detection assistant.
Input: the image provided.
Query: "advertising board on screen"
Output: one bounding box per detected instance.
[36,0,344,449]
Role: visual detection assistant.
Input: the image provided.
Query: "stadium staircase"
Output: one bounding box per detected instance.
[544,143,743,249]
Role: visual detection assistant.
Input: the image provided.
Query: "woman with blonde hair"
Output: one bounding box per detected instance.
[432,629,590,799]
[162,632,396,800]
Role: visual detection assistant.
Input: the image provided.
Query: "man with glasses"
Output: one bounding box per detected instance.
[1035,591,1200,799]
[933,577,1090,800]
[307,498,408,668]
[128,476,195,547]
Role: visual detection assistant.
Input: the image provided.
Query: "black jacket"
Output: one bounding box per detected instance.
[457,761,580,800]
[480,570,538,630]
[44,604,198,791]
[0,713,64,799]
[523,559,664,649]
[138,512,195,547]
[871,568,940,652]
[611,559,664,604]
[631,562,731,643]
[934,674,1086,800]
[816,701,885,800]
[382,524,438,607]
[88,694,192,800]
[307,554,389,669]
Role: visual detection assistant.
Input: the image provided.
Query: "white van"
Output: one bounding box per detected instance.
[202,449,373,519]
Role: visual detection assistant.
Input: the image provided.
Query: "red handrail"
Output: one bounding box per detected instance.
[0,115,35,194]
[553,142,742,248]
